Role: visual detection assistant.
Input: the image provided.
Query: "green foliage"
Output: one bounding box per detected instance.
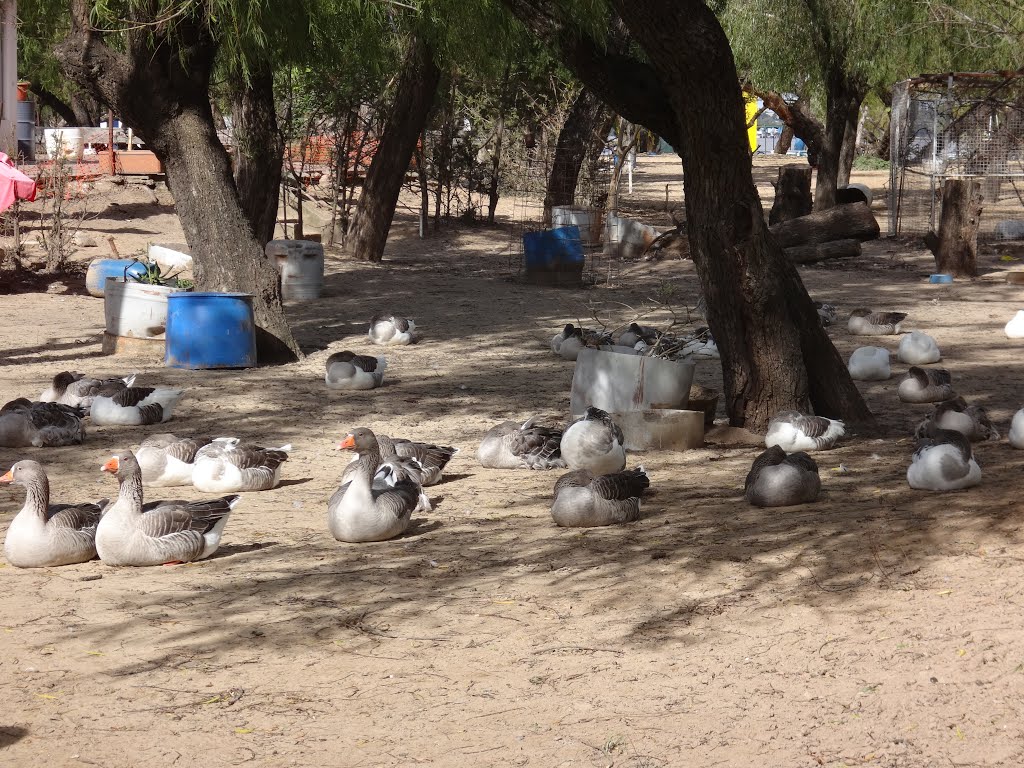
[129,260,185,286]
[852,154,889,170]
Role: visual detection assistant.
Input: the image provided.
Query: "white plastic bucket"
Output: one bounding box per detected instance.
[266,239,324,300]
[44,127,84,161]
[103,277,177,338]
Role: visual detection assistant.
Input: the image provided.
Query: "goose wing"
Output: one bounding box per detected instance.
[509,425,564,466]
[589,468,649,500]
[745,446,787,490]
[870,311,907,325]
[390,439,457,471]
[554,469,592,494]
[785,451,819,474]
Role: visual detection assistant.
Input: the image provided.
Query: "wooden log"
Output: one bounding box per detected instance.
[769,201,879,248]
[924,179,983,277]
[785,238,861,264]
[768,167,813,225]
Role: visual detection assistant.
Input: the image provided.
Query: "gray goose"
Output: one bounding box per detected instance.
[96,450,239,566]
[325,351,387,390]
[765,411,845,452]
[560,407,626,475]
[343,434,457,487]
[897,367,956,404]
[90,386,185,426]
[2,460,106,567]
[847,309,908,335]
[550,324,613,361]
[328,428,428,542]
[39,371,137,410]
[191,438,291,493]
[744,446,821,507]
[550,467,649,527]
[477,416,567,470]
[368,314,416,345]
[0,399,86,447]
[915,397,999,442]
[136,434,212,487]
[907,422,981,491]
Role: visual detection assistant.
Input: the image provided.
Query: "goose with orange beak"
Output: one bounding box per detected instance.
[96,450,240,566]
[328,428,428,543]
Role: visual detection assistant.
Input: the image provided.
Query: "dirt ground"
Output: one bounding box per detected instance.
[2,155,1024,768]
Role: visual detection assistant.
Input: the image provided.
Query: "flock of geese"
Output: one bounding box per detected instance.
[1,304,1019,570]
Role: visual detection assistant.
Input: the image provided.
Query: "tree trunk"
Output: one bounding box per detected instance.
[28,83,78,126]
[925,179,983,277]
[349,36,441,261]
[55,2,299,363]
[769,201,879,248]
[768,167,812,225]
[543,87,614,222]
[775,125,793,155]
[231,68,283,247]
[785,238,861,264]
[749,88,823,164]
[814,72,866,210]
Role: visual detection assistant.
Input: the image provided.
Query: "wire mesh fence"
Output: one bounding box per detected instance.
[890,72,1024,240]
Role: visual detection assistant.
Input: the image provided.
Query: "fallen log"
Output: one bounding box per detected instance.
[785,238,861,264]
[769,201,879,248]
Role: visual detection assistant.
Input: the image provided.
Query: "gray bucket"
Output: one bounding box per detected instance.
[267,239,324,300]
[569,347,695,415]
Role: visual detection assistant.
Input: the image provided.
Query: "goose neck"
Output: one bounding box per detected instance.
[24,471,50,519]
[116,469,144,513]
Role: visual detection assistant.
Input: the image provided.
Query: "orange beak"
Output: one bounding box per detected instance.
[0,470,12,484]
[101,456,120,473]
[337,435,356,451]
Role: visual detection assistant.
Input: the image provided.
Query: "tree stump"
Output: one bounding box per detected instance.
[925,179,983,277]
[768,167,812,225]
[769,201,879,248]
[785,238,861,264]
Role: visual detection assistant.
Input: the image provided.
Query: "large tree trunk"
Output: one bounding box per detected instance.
[55,1,300,363]
[349,36,441,262]
[231,68,282,247]
[814,72,866,210]
[924,179,983,277]
[543,87,615,222]
[768,167,813,225]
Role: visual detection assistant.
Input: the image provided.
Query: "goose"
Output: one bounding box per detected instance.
[478,416,567,470]
[136,434,211,487]
[617,322,661,348]
[897,331,941,365]
[765,411,845,452]
[744,446,821,507]
[550,323,613,361]
[339,435,456,487]
[192,438,291,493]
[0,400,86,447]
[328,427,428,542]
[368,314,416,345]
[39,371,137,410]
[907,422,981,491]
[848,309,907,335]
[1005,311,1024,339]
[96,450,240,566]
[674,327,720,360]
[897,367,956,404]
[325,351,386,390]
[847,346,891,381]
[916,397,999,442]
[90,387,184,426]
[560,407,626,475]
[1,460,105,567]
[1010,408,1024,449]
[814,302,838,327]
[550,466,650,527]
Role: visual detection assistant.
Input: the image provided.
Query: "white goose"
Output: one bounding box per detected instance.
[550,466,649,527]
[765,411,845,452]
[847,346,891,381]
[478,417,567,469]
[907,423,981,491]
[897,367,956,404]
[550,324,613,361]
[325,351,386,390]
[916,398,999,442]
[744,446,821,507]
[368,314,416,345]
[96,451,240,566]
[328,428,428,543]
[897,331,941,365]
[0,399,86,447]
[39,371,137,410]
[1009,408,1024,449]
[2,460,105,567]
[560,407,627,475]
[848,309,907,335]
[1005,311,1024,339]
[136,434,211,487]
[192,438,291,493]
[90,386,185,426]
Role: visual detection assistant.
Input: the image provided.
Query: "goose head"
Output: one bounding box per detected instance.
[1,459,45,487]
[338,427,380,454]
[101,450,141,479]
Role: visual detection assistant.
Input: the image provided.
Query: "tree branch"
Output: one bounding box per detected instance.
[28,82,78,126]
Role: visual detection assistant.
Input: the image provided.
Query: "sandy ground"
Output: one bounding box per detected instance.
[2,155,1024,767]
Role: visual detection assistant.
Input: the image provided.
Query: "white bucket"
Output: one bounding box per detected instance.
[103,277,177,338]
[267,240,324,300]
[569,347,695,415]
[44,127,84,161]
[148,243,192,271]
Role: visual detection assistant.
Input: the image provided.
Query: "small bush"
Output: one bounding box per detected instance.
[853,155,890,171]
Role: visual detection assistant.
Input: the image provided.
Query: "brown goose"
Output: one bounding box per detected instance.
[96,451,239,566]
[477,416,567,470]
[136,434,212,487]
[744,446,820,507]
[90,387,185,425]
[191,438,291,493]
[2,460,105,567]
[0,399,86,447]
[328,428,428,542]
[550,466,649,527]
[897,367,956,404]
[847,309,907,335]
[39,371,137,410]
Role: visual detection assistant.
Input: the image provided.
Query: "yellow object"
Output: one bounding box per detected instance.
[745,96,759,152]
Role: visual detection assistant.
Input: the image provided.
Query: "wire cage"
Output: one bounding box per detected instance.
[890,71,1024,239]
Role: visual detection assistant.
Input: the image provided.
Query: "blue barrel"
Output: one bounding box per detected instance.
[85,259,148,297]
[523,225,584,269]
[165,292,257,369]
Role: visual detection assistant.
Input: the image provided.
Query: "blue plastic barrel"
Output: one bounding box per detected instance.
[165,292,257,369]
[523,225,585,269]
[85,259,148,297]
